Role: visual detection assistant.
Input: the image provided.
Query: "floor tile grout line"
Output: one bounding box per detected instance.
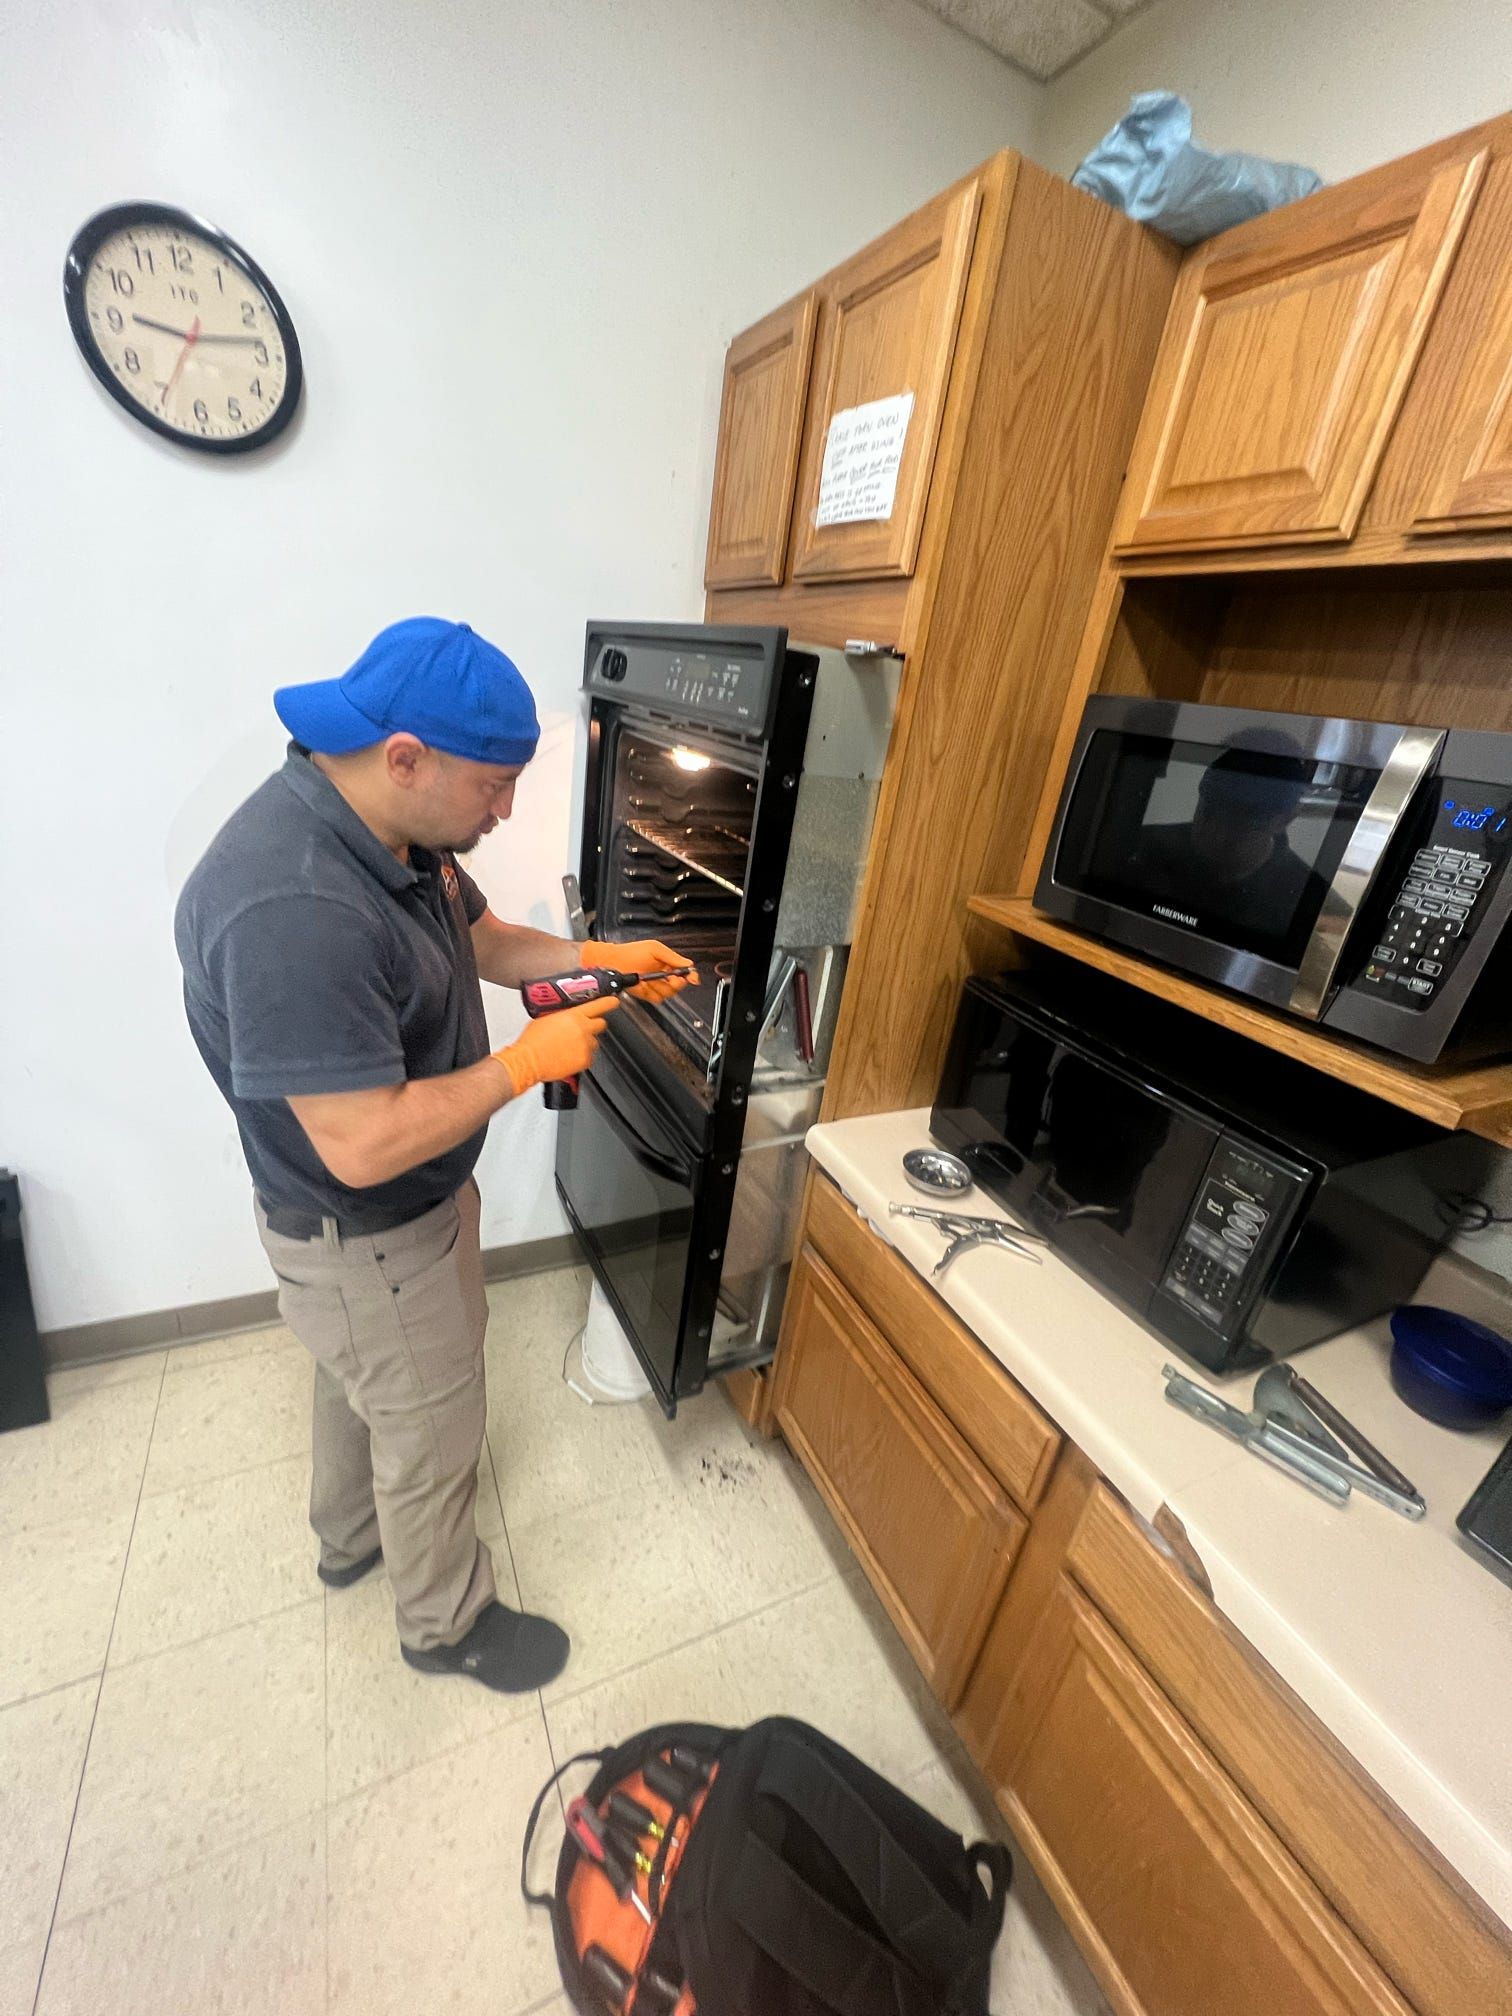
[136,1443,314,1503]
[104,1588,325,1677]
[29,1351,167,2016]
[34,1803,329,1944]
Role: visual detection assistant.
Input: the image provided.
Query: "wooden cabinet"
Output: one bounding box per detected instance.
[1412,248,1512,531]
[703,293,817,589]
[773,1245,1024,1709]
[1113,147,1488,556]
[999,1580,1405,2016]
[789,178,980,583]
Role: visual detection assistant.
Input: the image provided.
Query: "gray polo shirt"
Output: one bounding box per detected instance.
[175,746,492,1221]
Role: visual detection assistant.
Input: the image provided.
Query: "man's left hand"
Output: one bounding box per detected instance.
[579,938,698,1003]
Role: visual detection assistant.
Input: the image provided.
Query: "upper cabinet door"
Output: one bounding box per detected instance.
[703,293,818,590]
[790,180,981,583]
[1411,248,1512,532]
[1113,149,1489,556]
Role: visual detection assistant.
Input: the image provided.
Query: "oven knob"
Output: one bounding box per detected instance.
[601,648,628,683]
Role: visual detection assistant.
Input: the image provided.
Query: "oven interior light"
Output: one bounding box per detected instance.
[669,747,711,772]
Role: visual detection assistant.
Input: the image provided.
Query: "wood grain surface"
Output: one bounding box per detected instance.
[703,291,817,589]
[967,895,1512,1143]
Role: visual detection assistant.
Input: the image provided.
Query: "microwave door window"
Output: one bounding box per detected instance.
[1061,729,1378,967]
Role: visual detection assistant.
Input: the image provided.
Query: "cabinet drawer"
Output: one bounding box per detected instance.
[1067,1487,1512,2016]
[773,1245,1024,1710]
[1003,1579,1408,2016]
[805,1172,1058,1510]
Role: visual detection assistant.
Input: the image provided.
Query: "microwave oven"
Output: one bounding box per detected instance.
[1033,697,1512,1063]
[931,967,1490,1374]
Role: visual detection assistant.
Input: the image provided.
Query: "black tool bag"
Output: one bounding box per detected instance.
[521,1716,1012,2016]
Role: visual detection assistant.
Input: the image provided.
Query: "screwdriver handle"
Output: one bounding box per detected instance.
[581,1943,633,2006]
[670,1743,717,1784]
[542,1076,579,1110]
[643,1756,694,1806]
[606,1790,666,1841]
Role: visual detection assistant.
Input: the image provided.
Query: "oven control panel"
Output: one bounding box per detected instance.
[588,639,771,730]
[1354,781,1509,1011]
[1160,1140,1296,1333]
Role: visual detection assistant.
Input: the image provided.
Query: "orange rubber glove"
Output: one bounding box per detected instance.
[578,938,698,1005]
[492,998,618,1099]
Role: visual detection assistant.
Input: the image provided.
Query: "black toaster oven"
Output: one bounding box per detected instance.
[931,966,1492,1373]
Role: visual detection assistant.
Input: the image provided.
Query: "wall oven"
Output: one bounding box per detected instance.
[1034,697,1512,1063]
[932,966,1490,1373]
[555,623,899,1413]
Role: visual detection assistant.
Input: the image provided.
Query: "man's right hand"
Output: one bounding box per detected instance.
[493,998,619,1100]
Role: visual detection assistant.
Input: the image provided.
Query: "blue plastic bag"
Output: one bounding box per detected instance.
[1072,92,1323,245]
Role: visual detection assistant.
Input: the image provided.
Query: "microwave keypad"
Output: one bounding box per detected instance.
[1360,844,1495,1009]
[1356,784,1508,1011]
[1161,1144,1287,1332]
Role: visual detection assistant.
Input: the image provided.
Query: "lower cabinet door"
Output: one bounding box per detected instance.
[1000,1581,1409,2016]
[773,1246,1023,1710]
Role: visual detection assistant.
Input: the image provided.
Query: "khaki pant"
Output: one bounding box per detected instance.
[255,1181,496,1651]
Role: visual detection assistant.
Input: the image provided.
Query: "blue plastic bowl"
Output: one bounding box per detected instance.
[1389,1305,1512,1431]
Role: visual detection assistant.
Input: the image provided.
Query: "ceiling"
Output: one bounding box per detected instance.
[909,0,1156,83]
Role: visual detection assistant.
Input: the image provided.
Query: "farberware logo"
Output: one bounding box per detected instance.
[1151,902,1199,929]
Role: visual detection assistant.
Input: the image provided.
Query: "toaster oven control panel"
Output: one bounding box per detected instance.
[1160,1141,1294,1332]
[1354,782,1509,1011]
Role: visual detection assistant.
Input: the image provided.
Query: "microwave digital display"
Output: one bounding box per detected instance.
[1056,729,1377,966]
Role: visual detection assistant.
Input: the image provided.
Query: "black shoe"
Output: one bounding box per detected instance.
[317,1545,383,1590]
[400,1600,570,1692]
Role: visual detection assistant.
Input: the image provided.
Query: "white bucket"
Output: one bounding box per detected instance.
[577,1278,652,1403]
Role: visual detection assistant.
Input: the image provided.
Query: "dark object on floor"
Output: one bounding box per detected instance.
[402,1599,570,1691]
[0,1171,48,1434]
[1389,1305,1512,1429]
[522,1716,1010,2015]
[316,1545,383,1589]
[1457,1432,1512,1582]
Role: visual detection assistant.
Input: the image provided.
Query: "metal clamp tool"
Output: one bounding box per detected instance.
[888,1202,1045,1279]
[1163,1365,1352,1506]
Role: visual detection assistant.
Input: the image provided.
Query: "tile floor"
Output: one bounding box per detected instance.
[0,1265,1109,2016]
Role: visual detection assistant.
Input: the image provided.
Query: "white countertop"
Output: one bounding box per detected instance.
[805,1109,1512,1928]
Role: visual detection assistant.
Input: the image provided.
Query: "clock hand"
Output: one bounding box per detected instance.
[132,314,260,346]
[132,313,193,340]
[161,314,202,409]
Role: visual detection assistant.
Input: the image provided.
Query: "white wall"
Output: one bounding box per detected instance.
[0,0,1037,1333]
[1037,0,1512,182]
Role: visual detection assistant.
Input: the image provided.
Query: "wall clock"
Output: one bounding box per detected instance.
[63,202,303,454]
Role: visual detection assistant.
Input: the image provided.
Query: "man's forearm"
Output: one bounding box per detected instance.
[290,1058,515,1190]
[472,916,580,988]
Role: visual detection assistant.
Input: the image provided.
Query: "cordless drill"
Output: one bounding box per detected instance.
[523,964,692,1109]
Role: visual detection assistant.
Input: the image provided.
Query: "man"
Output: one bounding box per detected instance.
[175,617,690,1691]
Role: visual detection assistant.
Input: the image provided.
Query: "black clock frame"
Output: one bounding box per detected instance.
[63,201,304,456]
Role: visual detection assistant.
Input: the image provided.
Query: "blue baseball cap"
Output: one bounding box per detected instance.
[274,617,540,766]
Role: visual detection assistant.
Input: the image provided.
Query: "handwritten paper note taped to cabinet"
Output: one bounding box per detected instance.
[814,392,914,527]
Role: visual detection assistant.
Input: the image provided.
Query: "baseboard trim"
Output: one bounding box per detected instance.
[41,1232,585,1372]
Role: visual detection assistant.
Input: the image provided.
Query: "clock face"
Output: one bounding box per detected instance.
[64,204,302,453]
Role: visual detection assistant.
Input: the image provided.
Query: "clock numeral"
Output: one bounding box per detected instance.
[227,395,242,422]
[130,244,154,275]
[241,301,257,328]
[108,268,135,296]
[193,398,210,425]
[123,347,141,374]
[106,305,124,332]
[213,264,225,293]
[253,340,269,367]
[249,378,262,399]
[169,243,193,274]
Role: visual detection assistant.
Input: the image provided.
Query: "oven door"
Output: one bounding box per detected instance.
[554,1031,712,1411]
[1036,698,1416,1013]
